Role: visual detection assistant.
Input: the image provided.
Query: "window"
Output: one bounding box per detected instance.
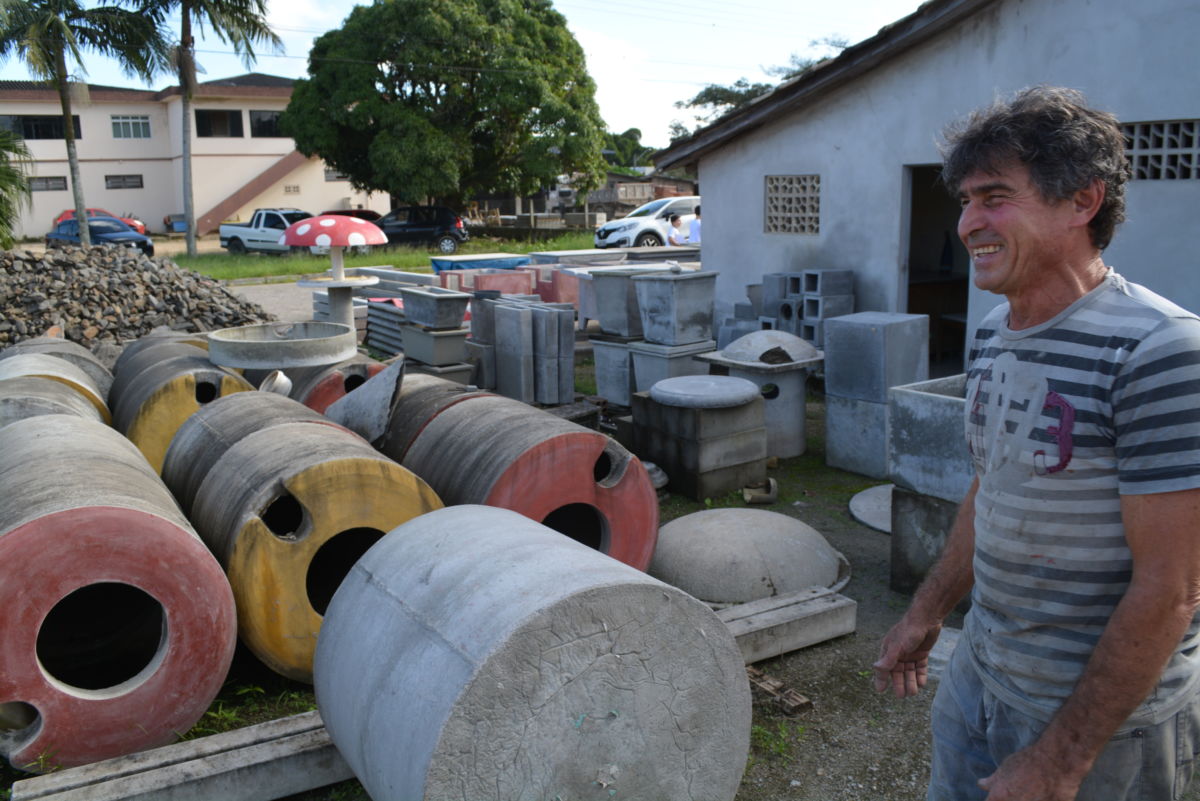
[105,174,143,189]
[1122,120,1200,180]
[765,174,820,234]
[29,176,68,191]
[111,115,151,139]
[1,115,81,140]
[324,167,349,182]
[249,110,282,138]
[195,109,243,137]
[283,185,300,194]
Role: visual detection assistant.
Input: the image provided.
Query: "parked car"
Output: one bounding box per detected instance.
[593,195,701,249]
[376,206,468,254]
[54,207,147,235]
[321,208,383,222]
[45,216,155,256]
[219,208,314,254]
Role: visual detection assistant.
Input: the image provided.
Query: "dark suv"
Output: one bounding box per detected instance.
[377,206,469,254]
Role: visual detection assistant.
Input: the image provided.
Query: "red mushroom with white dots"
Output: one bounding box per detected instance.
[286,215,386,329]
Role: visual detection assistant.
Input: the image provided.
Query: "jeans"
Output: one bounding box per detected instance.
[928,641,1200,800]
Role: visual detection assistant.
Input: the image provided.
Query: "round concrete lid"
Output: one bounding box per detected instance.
[648,375,760,408]
[207,321,357,369]
[723,330,819,364]
[649,508,849,604]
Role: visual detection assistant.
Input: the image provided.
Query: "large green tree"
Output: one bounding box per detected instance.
[603,127,654,170]
[145,0,280,257]
[0,0,167,245]
[282,0,607,207]
[0,128,31,248]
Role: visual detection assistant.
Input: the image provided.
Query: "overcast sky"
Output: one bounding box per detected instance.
[0,0,924,148]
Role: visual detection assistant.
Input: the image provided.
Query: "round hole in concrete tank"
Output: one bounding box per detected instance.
[343,373,367,394]
[262,492,305,539]
[541,503,607,551]
[0,702,39,734]
[194,380,218,404]
[306,528,385,616]
[761,383,780,400]
[779,303,793,320]
[36,583,164,691]
[593,449,614,483]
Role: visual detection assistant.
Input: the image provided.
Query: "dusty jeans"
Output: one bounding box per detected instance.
[928,641,1200,801]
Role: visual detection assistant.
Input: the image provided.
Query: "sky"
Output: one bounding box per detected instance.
[0,0,924,148]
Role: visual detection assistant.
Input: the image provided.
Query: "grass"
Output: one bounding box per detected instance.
[171,231,595,282]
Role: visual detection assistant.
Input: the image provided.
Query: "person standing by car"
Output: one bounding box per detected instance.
[687,206,701,244]
[873,86,1200,801]
[666,214,686,245]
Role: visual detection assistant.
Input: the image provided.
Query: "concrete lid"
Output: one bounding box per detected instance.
[649,374,760,408]
[649,508,850,604]
[723,330,818,363]
[207,321,358,369]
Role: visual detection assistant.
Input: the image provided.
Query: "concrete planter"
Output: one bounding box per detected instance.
[629,339,715,391]
[887,373,972,504]
[398,286,471,330]
[398,323,469,366]
[592,268,659,337]
[632,271,717,346]
[590,337,637,406]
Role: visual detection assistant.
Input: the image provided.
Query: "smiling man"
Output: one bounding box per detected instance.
[873,87,1200,801]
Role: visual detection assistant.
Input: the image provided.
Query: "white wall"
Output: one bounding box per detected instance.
[698,0,1200,332]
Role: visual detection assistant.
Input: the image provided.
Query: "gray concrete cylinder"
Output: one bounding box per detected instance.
[0,415,236,770]
[0,337,113,398]
[377,373,493,463]
[108,340,208,409]
[0,353,110,423]
[0,375,106,430]
[162,390,336,517]
[315,505,751,801]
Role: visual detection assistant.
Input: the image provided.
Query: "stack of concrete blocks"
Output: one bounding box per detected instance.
[887,373,973,595]
[364,299,407,355]
[799,268,855,348]
[588,268,655,407]
[471,294,575,405]
[310,289,368,342]
[823,312,929,478]
[628,271,717,393]
[631,375,767,500]
[396,286,473,383]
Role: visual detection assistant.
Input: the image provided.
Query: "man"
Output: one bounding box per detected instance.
[687,205,702,244]
[873,86,1200,801]
[666,213,686,246]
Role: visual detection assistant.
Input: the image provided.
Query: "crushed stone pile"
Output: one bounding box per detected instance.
[0,245,275,348]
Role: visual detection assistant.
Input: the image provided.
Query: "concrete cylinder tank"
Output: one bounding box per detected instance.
[0,375,107,429]
[287,354,387,413]
[0,337,113,399]
[315,505,751,801]
[0,415,236,770]
[376,373,493,463]
[0,353,110,424]
[401,394,658,569]
[189,421,443,682]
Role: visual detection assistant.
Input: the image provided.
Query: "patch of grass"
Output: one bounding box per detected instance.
[574,356,597,396]
[750,719,805,764]
[172,231,595,282]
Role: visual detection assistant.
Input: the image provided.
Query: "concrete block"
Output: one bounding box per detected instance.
[494,303,535,402]
[760,273,793,314]
[398,323,468,366]
[745,283,763,317]
[784,273,805,299]
[888,374,972,504]
[398,286,471,330]
[465,339,496,389]
[628,339,715,391]
[734,302,756,321]
[758,315,776,330]
[468,291,502,344]
[590,337,637,406]
[825,394,889,478]
[718,587,858,664]
[630,390,764,442]
[10,711,351,801]
[532,306,568,405]
[802,293,854,321]
[800,320,823,348]
[632,271,717,346]
[776,298,803,335]
[803,268,855,296]
[890,486,963,598]
[824,312,929,403]
[666,458,768,501]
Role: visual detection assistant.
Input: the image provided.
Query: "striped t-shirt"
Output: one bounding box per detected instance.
[962,270,1200,728]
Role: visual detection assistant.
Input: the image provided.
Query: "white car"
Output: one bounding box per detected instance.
[594,195,700,248]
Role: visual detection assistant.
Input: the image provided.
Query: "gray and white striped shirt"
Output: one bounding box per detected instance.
[962,270,1200,728]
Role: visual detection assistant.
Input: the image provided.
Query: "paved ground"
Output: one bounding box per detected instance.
[231,281,314,322]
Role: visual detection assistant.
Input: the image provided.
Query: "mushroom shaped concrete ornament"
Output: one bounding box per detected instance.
[287,215,385,329]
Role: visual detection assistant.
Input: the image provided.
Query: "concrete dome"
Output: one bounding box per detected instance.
[649,508,849,604]
[722,330,818,364]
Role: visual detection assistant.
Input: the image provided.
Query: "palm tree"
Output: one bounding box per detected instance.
[0,128,32,248]
[0,0,167,246]
[148,0,280,256]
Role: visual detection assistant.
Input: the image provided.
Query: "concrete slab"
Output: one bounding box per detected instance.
[718,588,858,664]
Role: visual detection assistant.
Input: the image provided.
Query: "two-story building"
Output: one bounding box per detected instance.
[0,72,387,238]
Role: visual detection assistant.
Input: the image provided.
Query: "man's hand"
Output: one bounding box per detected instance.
[872,618,942,698]
[977,744,1086,801]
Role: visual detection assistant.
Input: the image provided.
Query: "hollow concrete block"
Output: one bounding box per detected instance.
[888,374,973,504]
[823,312,929,403]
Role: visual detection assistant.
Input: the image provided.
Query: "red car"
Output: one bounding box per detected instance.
[54,208,147,235]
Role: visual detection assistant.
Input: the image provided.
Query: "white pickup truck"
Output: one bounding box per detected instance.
[219,208,313,254]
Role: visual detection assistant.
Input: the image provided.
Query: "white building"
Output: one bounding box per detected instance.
[654,0,1200,364]
[0,72,388,237]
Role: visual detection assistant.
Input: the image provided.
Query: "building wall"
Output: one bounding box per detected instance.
[699,0,1200,332]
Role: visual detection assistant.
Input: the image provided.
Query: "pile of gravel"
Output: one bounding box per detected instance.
[0,245,275,347]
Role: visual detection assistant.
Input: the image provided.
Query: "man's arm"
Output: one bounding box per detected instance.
[978,486,1200,801]
[873,476,979,698]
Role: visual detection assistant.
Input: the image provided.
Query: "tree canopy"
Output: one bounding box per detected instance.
[282,0,607,207]
[603,127,654,169]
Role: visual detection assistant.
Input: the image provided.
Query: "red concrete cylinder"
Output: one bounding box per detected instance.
[288,354,386,413]
[0,415,236,771]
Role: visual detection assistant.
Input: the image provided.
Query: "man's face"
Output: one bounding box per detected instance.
[956,161,1077,296]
